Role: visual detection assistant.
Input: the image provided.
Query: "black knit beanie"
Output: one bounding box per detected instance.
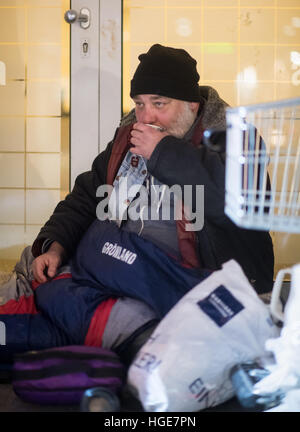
[130,44,201,102]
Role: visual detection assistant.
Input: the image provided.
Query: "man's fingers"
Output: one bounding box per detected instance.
[130,135,139,147]
[33,260,47,283]
[132,122,145,131]
[129,145,140,155]
[33,255,59,283]
[131,130,142,139]
[47,260,58,278]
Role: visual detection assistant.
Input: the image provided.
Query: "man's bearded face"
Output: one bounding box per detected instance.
[133,95,198,138]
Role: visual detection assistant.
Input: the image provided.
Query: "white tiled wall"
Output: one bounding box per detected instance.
[27,82,62,116]
[26,189,60,224]
[0,82,25,115]
[0,225,26,260]
[123,0,300,112]
[0,0,299,271]
[0,8,26,43]
[0,0,69,263]
[0,154,24,188]
[26,153,61,189]
[26,118,61,152]
[0,189,25,224]
[27,45,61,80]
[0,118,25,151]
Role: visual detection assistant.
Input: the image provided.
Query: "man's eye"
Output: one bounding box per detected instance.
[135,102,143,108]
[154,102,164,108]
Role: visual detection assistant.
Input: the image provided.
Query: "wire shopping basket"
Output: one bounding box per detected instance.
[225,97,300,233]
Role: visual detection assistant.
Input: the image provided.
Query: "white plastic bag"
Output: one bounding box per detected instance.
[254,263,300,397]
[127,260,279,412]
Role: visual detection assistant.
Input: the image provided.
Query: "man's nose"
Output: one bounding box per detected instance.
[138,106,157,124]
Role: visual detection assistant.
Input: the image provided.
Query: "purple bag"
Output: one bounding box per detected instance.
[12,346,125,405]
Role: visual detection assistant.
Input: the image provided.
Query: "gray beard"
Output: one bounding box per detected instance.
[166,102,197,139]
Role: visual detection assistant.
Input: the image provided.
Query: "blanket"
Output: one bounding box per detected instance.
[0,220,210,363]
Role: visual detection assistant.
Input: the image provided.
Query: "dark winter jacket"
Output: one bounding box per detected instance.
[32,86,274,294]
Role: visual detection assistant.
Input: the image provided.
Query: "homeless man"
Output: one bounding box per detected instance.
[0,44,274,365]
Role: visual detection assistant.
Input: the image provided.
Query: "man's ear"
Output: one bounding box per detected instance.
[189,102,200,113]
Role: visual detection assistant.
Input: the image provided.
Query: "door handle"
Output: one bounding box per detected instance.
[64,8,90,29]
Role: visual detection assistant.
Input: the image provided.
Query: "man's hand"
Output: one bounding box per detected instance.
[130,123,169,160]
[32,241,65,284]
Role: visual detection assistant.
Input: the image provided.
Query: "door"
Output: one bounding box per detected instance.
[69,0,121,187]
